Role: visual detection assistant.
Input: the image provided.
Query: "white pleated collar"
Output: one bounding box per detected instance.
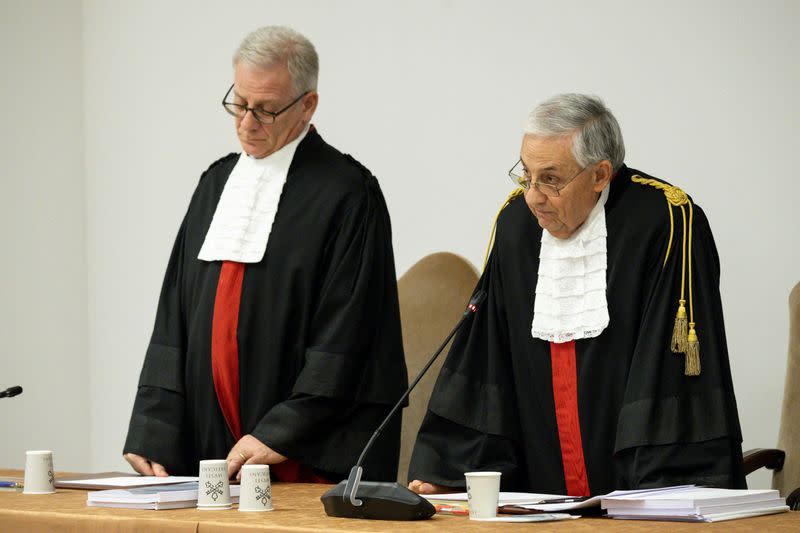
[198,126,309,263]
[531,186,610,343]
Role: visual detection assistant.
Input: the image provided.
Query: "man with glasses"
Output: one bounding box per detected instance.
[123,26,407,483]
[409,94,745,495]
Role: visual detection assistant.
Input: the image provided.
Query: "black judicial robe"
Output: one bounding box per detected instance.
[124,129,407,480]
[409,165,746,494]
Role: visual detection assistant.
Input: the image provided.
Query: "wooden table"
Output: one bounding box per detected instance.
[1,471,797,532]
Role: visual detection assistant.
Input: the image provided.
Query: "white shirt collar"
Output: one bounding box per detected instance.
[197,126,309,263]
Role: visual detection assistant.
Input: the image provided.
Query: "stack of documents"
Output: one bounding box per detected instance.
[87,481,240,510]
[601,486,788,522]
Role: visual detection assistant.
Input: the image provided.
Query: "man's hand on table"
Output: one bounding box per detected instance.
[408,479,451,494]
[226,434,287,480]
[123,453,169,477]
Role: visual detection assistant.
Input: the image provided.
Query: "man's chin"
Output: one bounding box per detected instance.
[240,141,272,158]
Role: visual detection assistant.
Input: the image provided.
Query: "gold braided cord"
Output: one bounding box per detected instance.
[630,174,700,376]
[688,201,695,322]
[483,188,525,269]
[664,201,674,268]
[631,175,689,267]
[679,205,687,301]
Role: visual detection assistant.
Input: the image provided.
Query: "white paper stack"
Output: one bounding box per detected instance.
[87,481,240,510]
[602,486,789,522]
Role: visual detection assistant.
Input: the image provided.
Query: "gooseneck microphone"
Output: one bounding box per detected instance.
[321,290,487,520]
[0,386,23,398]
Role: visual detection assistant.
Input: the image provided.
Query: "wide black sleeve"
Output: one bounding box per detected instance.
[614,205,746,489]
[123,217,190,474]
[251,176,407,479]
[408,244,523,489]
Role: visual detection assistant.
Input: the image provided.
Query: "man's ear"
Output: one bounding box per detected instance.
[592,160,614,192]
[302,91,319,121]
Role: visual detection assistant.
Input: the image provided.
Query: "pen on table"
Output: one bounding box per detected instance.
[530,496,589,504]
[0,481,22,488]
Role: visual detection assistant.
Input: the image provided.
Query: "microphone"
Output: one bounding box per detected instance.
[321,289,487,520]
[0,386,23,399]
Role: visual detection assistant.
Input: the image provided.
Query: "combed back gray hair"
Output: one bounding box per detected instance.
[524,94,625,171]
[233,26,319,95]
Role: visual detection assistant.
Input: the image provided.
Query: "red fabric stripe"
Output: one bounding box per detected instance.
[211,261,245,441]
[211,261,333,485]
[271,459,334,484]
[550,340,590,496]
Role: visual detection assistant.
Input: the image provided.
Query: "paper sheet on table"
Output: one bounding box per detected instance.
[472,513,579,522]
[58,475,198,489]
[424,491,564,506]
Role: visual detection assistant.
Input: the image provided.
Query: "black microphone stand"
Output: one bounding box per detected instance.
[321,290,487,520]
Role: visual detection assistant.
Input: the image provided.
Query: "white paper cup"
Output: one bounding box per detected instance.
[23,450,56,494]
[238,464,273,512]
[465,471,501,519]
[197,459,231,509]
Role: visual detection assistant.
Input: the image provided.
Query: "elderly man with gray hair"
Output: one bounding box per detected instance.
[409,94,745,495]
[123,26,407,483]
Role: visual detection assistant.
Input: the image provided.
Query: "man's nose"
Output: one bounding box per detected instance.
[239,109,260,130]
[525,184,547,205]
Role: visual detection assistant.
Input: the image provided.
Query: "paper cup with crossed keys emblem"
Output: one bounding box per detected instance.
[238,464,273,512]
[23,450,56,494]
[197,459,231,509]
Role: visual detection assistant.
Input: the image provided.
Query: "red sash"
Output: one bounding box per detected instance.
[550,340,590,496]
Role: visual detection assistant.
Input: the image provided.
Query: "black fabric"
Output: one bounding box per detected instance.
[124,130,407,481]
[409,165,746,494]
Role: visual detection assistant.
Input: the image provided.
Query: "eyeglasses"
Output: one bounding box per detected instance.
[508,159,592,197]
[221,84,309,125]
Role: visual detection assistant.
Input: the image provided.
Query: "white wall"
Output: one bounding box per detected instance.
[4,0,799,490]
[0,0,89,471]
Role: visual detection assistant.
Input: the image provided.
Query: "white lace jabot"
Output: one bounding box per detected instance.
[531,186,610,343]
[198,127,309,263]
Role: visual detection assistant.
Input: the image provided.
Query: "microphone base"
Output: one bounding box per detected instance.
[320,480,435,520]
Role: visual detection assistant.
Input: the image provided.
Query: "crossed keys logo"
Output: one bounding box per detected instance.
[205,481,224,501]
[254,485,271,506]
[48,470,54,485]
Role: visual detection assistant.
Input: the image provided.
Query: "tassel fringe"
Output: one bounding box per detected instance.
[670,300,688,353]
[684,323,701,376]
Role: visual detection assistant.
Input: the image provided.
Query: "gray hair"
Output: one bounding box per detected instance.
[524,94,625,171]
[233,26,319,95]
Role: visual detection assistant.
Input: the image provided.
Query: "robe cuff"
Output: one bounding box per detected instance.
[123,386,187,474]
[291,349,402,405]
[427,366,518,437]
[614,387,742,453]
[138,343,184,393]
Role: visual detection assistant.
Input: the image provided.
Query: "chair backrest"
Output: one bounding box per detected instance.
[774,281,800,495]
[395,252,479,484]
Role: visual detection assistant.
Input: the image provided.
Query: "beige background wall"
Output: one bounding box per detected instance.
[0,0,89,471]
[2,0,798,490]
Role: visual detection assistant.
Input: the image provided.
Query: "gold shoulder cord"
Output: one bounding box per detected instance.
[483,188,526,269]
[631,175,701,376]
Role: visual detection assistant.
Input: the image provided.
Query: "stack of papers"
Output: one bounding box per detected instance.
[87,481,240,510]
[425,489,650,513]
[59,474,198,490]
[602,486,789,522]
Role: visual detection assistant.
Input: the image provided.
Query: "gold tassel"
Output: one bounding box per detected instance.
[670,299,688,353]
[684,323,701,376]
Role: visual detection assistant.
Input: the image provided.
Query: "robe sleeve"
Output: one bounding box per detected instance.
[251,174,407,478]
[123,217,190,474]
[614,204,746,489]
[407,243,523,489]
